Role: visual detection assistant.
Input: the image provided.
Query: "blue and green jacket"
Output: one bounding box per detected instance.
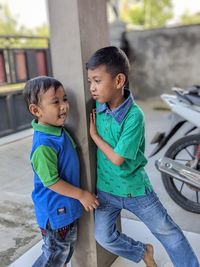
[30,120,82,230]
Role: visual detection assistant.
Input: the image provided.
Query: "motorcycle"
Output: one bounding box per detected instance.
[149,86,200,213]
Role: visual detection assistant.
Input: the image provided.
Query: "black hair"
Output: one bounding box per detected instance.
[86,46,130,86]
[23,76,63,109]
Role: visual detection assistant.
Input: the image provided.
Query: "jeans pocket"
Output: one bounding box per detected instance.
[97,190,110,211]
[135,190,159,209]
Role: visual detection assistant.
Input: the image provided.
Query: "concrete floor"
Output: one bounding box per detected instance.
[0,129,40,267]
[1,98,200,267]
[8,218,200,267]
[111,218,200,267]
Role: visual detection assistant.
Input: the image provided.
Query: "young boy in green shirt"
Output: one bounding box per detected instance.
[86,46,199,267]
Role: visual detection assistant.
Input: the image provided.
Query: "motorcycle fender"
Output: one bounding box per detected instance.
[149,120,186,157]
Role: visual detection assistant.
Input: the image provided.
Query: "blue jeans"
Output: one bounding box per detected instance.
[95,189,200,267]
[32,221,77,267]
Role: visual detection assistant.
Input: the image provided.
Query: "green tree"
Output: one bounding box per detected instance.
[35,24,49,37]
[0,3,49,48]
[180,11,200,25]
[0,3,19,35]
[18,24,49,48]
[120,0,173,29]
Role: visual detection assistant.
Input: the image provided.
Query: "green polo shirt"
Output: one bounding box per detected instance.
[96,91,152,197]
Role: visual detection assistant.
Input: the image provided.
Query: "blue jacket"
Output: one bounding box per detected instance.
[31,120,82,230]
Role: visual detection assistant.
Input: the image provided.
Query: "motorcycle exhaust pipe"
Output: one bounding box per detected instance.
[156,157,200,189]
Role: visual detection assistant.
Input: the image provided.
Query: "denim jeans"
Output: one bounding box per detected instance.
[95,189,200,267]
[32,221,77,267]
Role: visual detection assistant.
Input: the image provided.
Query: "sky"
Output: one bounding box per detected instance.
[173,0,200,16]
[2,0,200,29]
[4,0,48,29]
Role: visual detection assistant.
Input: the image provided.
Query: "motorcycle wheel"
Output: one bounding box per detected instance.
[162,134,200,213]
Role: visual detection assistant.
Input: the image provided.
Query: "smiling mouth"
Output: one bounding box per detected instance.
[58,113,66,119]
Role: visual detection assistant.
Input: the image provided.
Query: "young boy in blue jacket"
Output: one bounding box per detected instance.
[23,76,99,267]
[87,46,199,267]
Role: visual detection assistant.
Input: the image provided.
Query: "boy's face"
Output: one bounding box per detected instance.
[87,65,123,105]
[30,86,69,126]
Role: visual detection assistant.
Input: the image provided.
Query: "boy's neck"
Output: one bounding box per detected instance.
[37,120,59,127]
[108,93,125,110]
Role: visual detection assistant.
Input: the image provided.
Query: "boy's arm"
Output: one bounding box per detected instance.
[31,145,99,211]
[49,180,99,211]
[90,110,124,166]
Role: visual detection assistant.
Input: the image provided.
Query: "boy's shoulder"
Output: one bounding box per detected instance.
[31,130,58,153]
[126,102,144,121]
[32,126,76,151]
[33,129,54,143]
[31,123,62,152]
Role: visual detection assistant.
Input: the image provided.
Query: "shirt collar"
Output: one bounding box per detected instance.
[96,89,134,124]
[32,119,62,136]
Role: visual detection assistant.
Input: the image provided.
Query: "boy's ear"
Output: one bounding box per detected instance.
[116,73,126,88]
[29,104,41,117]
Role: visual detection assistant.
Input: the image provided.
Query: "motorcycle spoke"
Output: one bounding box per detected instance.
[160,134,200,213]
[179,182,184,193]
[184,147,195,159]
[196,192,199,203]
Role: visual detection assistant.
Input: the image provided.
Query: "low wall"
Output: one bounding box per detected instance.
[126,24,200,99]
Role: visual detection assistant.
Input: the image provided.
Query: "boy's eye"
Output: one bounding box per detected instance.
[52,100,59,104]
[63,97,68,102]
[95,80,101,84]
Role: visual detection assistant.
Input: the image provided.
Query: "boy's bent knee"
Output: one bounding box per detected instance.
[95,230,118,247]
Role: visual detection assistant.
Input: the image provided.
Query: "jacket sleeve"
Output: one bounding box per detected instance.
[31,145,60,186]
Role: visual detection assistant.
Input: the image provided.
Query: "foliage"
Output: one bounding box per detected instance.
[0,3,49,48]
[128,4,145,25]
[0,3,19,35]
[180,11,200,25]
[120,0,173,29]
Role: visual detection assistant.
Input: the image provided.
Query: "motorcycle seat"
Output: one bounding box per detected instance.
[172,86,200,106]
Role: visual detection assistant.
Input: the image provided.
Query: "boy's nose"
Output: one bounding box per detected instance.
[90,84,96,93]
[60,102,67,111]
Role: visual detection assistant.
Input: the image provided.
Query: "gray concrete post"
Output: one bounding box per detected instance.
[47,1,118,266]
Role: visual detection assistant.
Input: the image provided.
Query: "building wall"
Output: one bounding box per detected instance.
[126,24,200,99]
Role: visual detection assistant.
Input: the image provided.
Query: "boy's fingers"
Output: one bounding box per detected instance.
[93,203,99,209]
[95,199,99,205]
[90,112,94,122]
[93,194,99,205]
[92,202,97,207]
[89,202,99,210]
[92,109,96,120]
[89,206,93,211]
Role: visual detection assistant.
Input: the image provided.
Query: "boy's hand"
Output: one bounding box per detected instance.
[90,109,98,138]
[79,190,99,211]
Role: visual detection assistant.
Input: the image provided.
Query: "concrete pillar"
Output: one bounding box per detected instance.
[47,1,118,266]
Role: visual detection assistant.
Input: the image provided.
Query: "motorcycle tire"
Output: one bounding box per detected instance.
[162,134,200,213]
